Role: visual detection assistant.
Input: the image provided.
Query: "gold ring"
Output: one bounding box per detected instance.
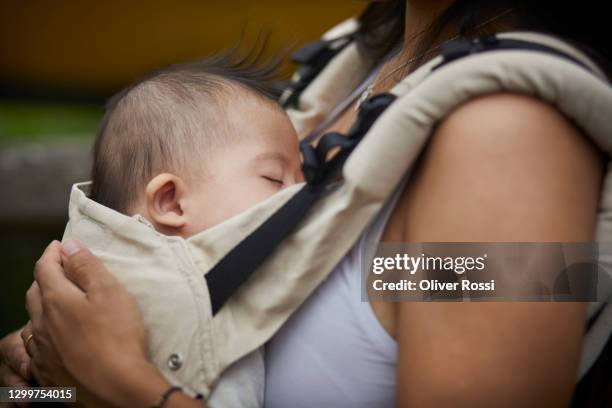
[24,334,34,355]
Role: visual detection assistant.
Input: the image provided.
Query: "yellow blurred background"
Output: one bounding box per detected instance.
[0,0,363,99]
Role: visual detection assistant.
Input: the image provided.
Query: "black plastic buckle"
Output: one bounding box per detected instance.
[434,36,500,70]
[300,132,355,185]
[439,38,473,61]
[291,40,330,65]
[300,142,322,184]
[299,93,397,185]
[356,93,397,125]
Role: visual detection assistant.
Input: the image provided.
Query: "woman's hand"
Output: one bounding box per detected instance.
[27,240,172,407]
[19,319,72,388]
[0,327,32,388]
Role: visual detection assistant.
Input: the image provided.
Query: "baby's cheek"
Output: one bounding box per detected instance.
[230,180,277,212]
[251,180,281,201]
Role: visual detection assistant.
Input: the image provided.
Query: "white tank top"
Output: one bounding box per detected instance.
[263,187,402,408]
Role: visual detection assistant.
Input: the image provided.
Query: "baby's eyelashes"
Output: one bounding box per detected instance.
[261,175,284,186]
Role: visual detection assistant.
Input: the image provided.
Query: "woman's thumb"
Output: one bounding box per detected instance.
[61,240,110,292]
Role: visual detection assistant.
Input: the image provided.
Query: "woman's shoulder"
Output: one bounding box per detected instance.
[438,93,592,153]
[394,91,603,242]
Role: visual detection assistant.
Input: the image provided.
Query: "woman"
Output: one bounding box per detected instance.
[1,0,610,406]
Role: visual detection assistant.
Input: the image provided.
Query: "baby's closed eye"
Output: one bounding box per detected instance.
[261,175,284,186]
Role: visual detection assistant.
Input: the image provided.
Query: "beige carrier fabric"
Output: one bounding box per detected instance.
[63,185,265,405]
[64,184,216,397]
[203,30,612,386]
[280,17,368,135]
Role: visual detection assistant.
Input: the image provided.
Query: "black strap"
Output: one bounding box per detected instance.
[206,93,397,315]
[434,35,594,74]
[281,34,353,109]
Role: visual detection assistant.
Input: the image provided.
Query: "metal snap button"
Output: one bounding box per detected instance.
[168,353,183,370]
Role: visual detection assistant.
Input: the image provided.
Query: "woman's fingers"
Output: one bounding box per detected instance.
[22,239,151,404]
[0,363,28,387]
[19,323,32,357]
[0,329,32,383]
[24,283,42,326]
[33,240,62,280]
[19,322,46,384]
[21,318,66,387]
[0,331,32,406]
[34,241,81,298]
[19,325,38,375]
[60,240,117,293]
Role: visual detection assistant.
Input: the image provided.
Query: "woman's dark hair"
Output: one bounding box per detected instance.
[355,0,611,79]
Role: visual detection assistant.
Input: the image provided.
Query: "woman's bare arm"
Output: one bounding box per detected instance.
[393,94,603,407]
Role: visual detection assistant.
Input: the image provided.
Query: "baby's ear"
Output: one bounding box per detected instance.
[145,173,187,230]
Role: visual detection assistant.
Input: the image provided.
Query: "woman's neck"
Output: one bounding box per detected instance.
[403,0,455,44]
[402,1,517,57]
[370,1,517,94]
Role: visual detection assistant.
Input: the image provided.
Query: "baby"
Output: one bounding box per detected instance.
[63,57,303,407]
[91,58,302,236]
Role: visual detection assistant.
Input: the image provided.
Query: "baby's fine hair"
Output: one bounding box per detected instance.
[90,51,284,213]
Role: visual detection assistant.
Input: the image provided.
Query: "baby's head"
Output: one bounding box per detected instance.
[90,57,302,237]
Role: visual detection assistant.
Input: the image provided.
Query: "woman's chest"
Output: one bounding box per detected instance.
[263,238,397,407]
[317,98,407,338]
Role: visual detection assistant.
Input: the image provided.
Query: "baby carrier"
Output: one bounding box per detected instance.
[68,19,612,405]
[204,23,612,405]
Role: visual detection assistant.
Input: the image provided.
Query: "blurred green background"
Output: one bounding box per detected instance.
[0,0,364,337]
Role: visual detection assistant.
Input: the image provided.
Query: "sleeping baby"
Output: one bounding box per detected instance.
[62,56,303,407]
